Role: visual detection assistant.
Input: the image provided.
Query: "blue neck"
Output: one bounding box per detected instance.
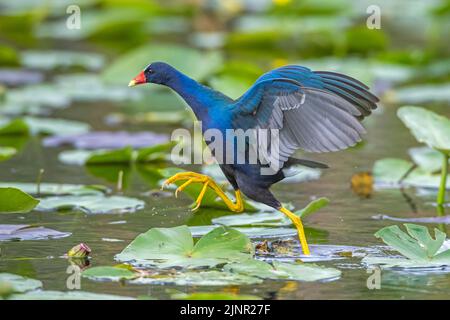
[166,71,212,120]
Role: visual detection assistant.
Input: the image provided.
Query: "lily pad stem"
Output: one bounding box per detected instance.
[437,152,449,206]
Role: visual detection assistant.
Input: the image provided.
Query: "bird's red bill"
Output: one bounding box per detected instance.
[128,71,146,87]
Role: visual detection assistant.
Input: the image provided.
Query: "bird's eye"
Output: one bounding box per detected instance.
[148,69,154,74]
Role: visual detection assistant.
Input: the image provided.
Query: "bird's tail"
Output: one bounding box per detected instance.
[285,157,329,169]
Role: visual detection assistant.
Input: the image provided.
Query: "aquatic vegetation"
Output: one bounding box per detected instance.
[0,273,42,297]
[36,194,144,214]
[58,142,174,166]
[363,224,450,269]
[398,106,450,205]
[0,116,90,136]
[115,225,254,268]
[0,224,70,241]
[0,188,39,213]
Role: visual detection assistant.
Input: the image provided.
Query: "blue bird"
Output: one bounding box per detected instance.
[129,62,379,255]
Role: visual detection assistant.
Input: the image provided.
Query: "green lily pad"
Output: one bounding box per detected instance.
[0,273,42,294]
[0,224,71,241]
[0,147,16,161]
[373,158,449,189]
[0,187,39,213]
[398,106,450,153]
[211,198,329,227]
[36,195,144,214]
[363,224,450,269]
[224,259,341,282]
[0,117,90,136]
[409,147,449,173]
[102,44,222,85]
[0,183,107,196]
[132,271,262,286]
[82,266,137,281]
[391,84,450,104]
[9,290,134,300]
[21,50,105,71]
[0,118,29,135]
[172,292,261,300]
[59,144,171,166]
[82,265,261,286]
[115,225,254,269]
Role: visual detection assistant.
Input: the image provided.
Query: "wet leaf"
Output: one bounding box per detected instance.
[0,147,16,161]
[0,273,42,294]
[131,271,262,286]
[36,195,144,214]
[373,158,449,189]
[0,182,108,196]
[9,290,134,300]
[172,292,261,300]
[82,266,136,281]
[0,188,39,213]
[224,259,341,282]
[115,225,254,269]
[0,224,71,241]
[43,131,168,149]
[363,224,450,269]
[21,50,105,71]
[0,117,90,136]
[391,84,450,104]
[409,147,449,173]
[0,69,43,86]
[0,118,29,135]
[398,106,450,153]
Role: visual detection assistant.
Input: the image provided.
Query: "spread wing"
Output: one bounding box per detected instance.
[229,65,379,170]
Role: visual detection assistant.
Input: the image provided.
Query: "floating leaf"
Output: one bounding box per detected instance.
[173,292,261,300]
[398,106,450,153]
[373,158,449,189]
[0,273,42,294]
[0,69,43,86]
[224,259,341,282]
[391,84,450,104]
[102,44,222,84]
[131,271,262,286]
[0,147,16,161]
[409,146,448,173]
[0,224,70,241]
[0,182,107,196]
[373,214,450,224]
[0,188,39,213]
[363,224,450,269]
[9,290,134,300]
[0,118,29,135]
[21,50,105,71]
[36,195,144,214]
[115,225,253,269]
[43,131,168,149]
[82,266,136,281]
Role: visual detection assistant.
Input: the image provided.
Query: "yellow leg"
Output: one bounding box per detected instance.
[279,207,311,255]
[161,171,244,213]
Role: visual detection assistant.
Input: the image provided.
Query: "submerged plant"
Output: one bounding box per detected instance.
[398,106,450,206]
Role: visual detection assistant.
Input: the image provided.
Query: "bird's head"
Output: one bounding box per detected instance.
[128,62,175,87]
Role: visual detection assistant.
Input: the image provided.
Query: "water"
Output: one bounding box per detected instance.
[1,98,449,299]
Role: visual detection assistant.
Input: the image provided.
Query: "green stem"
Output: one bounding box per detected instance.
[437,152,449,206]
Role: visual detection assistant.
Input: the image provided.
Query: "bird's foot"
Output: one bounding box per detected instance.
[279,207,311,255]
[161,171,244,213]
